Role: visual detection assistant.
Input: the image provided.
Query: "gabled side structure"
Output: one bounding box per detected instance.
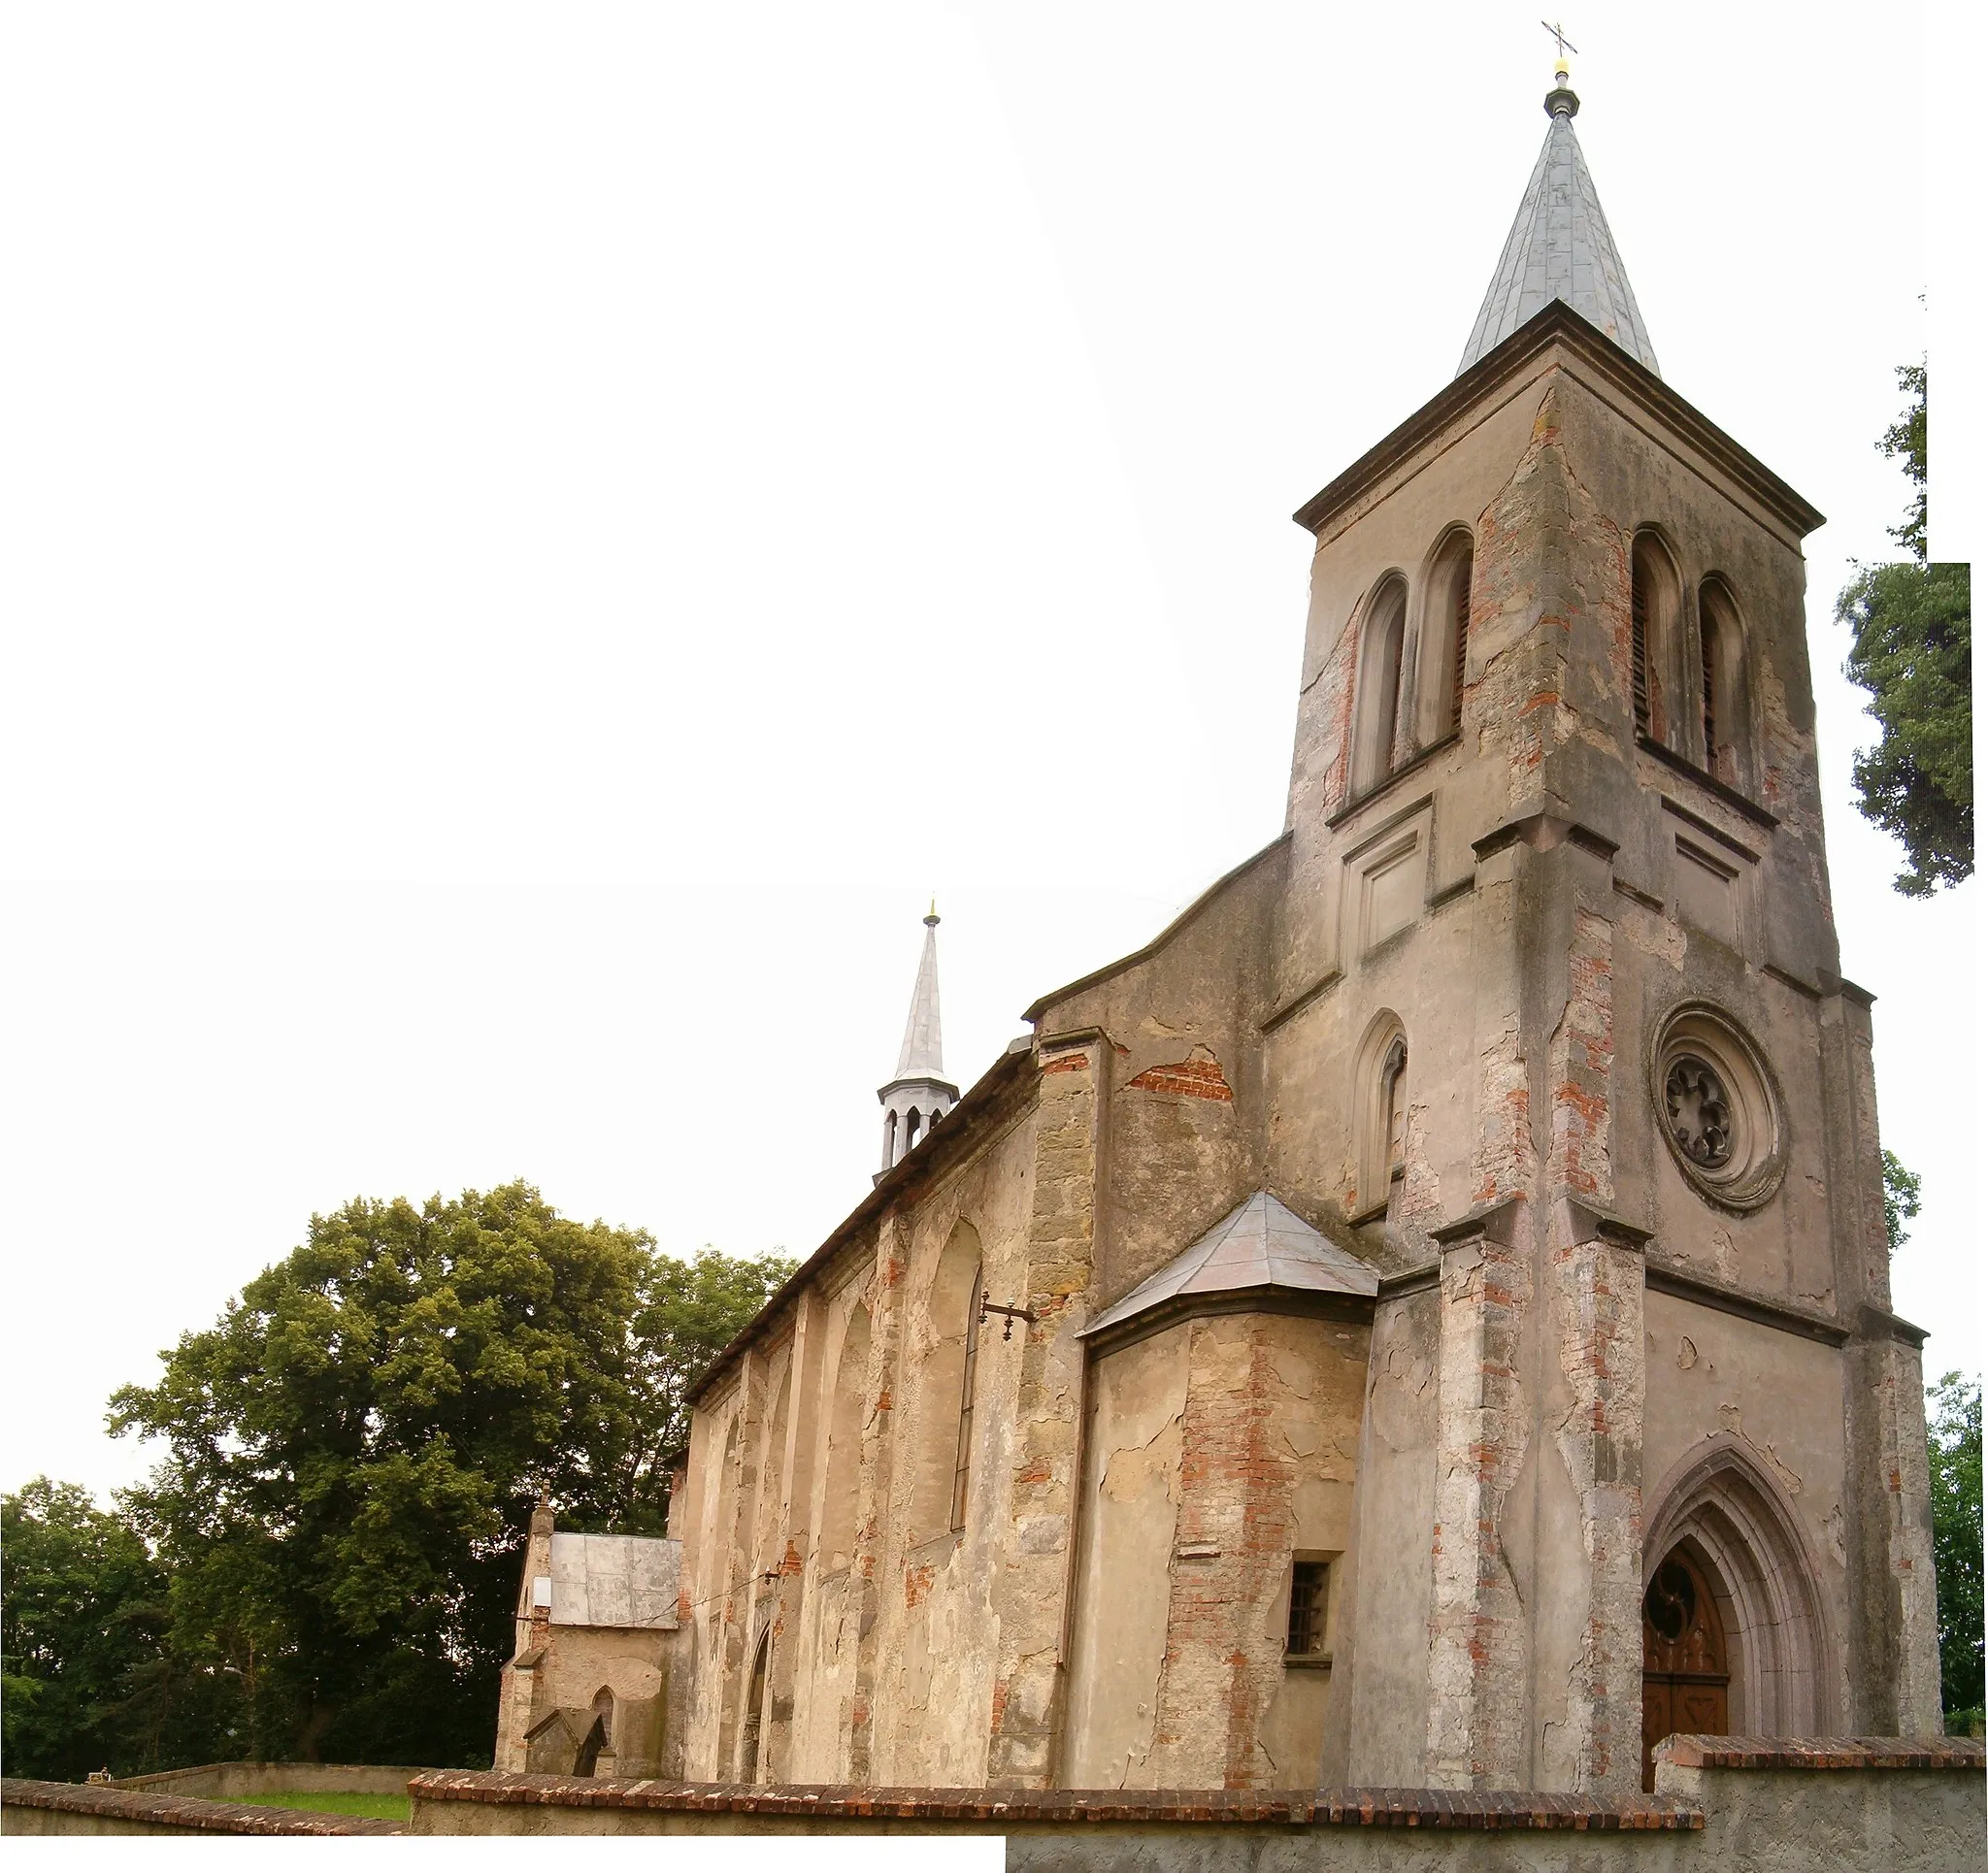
[613,75,1944,1797]
[494,1498,684,1779]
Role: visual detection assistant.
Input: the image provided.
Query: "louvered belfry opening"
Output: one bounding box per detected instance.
[1701,616,1717,755]
[1449,556,1471,736]
[1631,556,1652,738]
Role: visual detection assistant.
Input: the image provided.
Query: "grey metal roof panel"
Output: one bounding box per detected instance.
[547,1530,681,1629]
[1458,89,1659,379]
[1079,1190,1377,1338]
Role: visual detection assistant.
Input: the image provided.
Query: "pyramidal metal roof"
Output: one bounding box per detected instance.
[1080,1190,1378,1339]
[891,907,946,1083]
[1457,83,1659,378]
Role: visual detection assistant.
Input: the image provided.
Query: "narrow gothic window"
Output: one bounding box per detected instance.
[1356,1014,1408,1215]
[950,1265,982,1531]
[1352,576,1408,796]
[1286,1560,1330,1656]
[1383,1035,1408,1179]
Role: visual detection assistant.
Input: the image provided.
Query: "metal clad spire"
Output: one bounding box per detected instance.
[895,904,945,1080]
[1456,76,1660,378]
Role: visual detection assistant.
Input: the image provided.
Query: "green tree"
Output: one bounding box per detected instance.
[1836,362,1972,897]
[105,1181,791,1768]
[0,1477,235,1779]
[1925,1372,1984,1728]
[1881,1148,1922,1255]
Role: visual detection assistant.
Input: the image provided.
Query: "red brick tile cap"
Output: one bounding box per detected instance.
[2,1777,405,1835]
[1655,1734,1986,1773]
[407,1772,1702,1830]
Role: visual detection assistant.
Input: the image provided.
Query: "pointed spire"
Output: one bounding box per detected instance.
[1456,77,1660,378]
[877,903,959,1179]
[896,902,945,1079]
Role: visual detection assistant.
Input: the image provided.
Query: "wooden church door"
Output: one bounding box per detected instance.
[1640,1546,1730,1791]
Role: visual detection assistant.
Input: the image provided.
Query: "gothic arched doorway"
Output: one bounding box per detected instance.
[1640,1545,1729,1791]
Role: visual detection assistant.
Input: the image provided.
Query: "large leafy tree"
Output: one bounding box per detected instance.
[101,1182,790,1769]
[1925,1372,1983,1727]
[1836,363,1972,897]
[1,1477,222,1780]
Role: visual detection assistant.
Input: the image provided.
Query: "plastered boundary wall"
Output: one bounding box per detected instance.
[10,1740,1980,1859]
[0,1779,405,1835]
[396,1739,1983,1870]
[112,1758,429,1796]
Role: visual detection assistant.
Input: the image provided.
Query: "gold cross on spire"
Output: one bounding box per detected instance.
[1541,18,1579,85]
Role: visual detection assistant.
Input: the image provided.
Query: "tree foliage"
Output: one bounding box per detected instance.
[29,1181,798,1773]
[1925,1371,1984,1727]
[1881,1148,1922,1256]
[1,1478,203,1780]
[1836,362,1972,897]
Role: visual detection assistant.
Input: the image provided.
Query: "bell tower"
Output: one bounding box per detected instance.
[1278,60,1942,1793]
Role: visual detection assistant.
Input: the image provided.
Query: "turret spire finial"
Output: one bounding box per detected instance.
[1541,19,1580,115]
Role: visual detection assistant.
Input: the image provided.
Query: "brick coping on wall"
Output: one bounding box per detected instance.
[1655,1734,1986,1772]
[408,1770,1703,1830]
[0,1777,406,1835]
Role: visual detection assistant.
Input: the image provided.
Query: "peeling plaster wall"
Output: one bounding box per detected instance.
[1032,843,1284,1313]
[1067,1312,1369,1791]
[677,1074,1046,1791]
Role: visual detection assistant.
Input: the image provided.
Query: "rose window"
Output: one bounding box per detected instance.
[1665,1057,1733,1168]
[1649,1002,1785,1212]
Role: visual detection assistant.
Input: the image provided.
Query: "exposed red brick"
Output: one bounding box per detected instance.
[1126,1052,1235,1102]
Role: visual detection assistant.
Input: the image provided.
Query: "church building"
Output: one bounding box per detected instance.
[517,65,1944,1798]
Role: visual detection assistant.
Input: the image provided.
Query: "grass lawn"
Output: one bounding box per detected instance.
[234,1791,412,1823]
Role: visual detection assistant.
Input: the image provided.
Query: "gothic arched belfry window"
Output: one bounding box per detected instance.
[1630,532,1681,746]
[1351,575,1408,796]
[1417,529,1474,743]
[1696,576,1747,788]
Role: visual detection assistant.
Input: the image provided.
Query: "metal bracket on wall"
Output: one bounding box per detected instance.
[977,1292,1038,1340]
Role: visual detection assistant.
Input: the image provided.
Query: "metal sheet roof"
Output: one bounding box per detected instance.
[1458,87,1659,379]
[1079,1190,1378,1339]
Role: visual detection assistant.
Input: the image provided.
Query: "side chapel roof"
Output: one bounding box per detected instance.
[1079,1190,1378,1340]
[1456,81,1660,378]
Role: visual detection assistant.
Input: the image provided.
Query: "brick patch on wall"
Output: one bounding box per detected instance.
[1125,1051,1235,1102]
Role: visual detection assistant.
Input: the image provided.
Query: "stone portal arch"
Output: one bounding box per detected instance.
[1642,1434,1837,1742]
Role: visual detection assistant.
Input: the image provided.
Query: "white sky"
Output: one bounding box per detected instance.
[3,1,1981,1502]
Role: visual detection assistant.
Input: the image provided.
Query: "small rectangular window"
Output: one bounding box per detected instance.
[1286,1560,1330,1656]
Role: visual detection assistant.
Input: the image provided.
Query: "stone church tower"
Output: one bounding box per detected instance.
[658,69,1943,1798]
